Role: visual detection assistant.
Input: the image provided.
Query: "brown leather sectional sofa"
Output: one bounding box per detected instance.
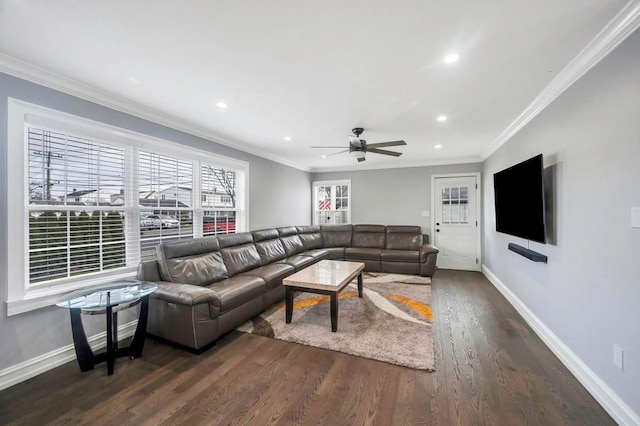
[136,224,438,351]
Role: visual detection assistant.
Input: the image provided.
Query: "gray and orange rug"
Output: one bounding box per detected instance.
[237,272,435,371]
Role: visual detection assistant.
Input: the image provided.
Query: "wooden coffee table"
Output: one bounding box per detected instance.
[283,260,365,332]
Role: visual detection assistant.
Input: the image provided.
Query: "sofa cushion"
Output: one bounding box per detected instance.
[352,225,386,249]
[217,232,253,248]
[162,252,229,286]
[296,225,321,234]
[277,226,298,237]
[280,235,305,256]
[251,228,279,242]
[241,263,295,290]
[345,247,382,261]
[324,247,346,260]
[297,226,323,250]
[302,249,330,260]
[208,276,266,313]
[381,249,420,263]
[385,226,422,250]
[353,224,386,233]
[277,255,316,271]
[157,237,220,260]
[321,224,353,247]
[255,238,287,263]
[221,244,263,276]
[156,238,227,285]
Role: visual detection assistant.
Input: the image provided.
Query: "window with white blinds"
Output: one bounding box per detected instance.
[27,128,132,284]
[312,180,351,225]
[200,164,246,237]
[8,100,249,306]
[138,151,195,261]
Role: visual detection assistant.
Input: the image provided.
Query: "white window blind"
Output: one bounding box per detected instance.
[138,151,194,261]
[27,128,135,285]
[200,163,246,237]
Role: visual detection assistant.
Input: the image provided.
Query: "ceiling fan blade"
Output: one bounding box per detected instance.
[311,146,348,149]
[366,140,406,148]
[367,148,403,157]
[325,149,349,157]
[357,156,366,162]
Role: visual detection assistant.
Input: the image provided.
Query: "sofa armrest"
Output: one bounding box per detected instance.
[419,244,439,262]
[152,281,221,309]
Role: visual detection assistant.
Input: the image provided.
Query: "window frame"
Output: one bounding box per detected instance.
[6,99,250,315]
[312,179,351,225]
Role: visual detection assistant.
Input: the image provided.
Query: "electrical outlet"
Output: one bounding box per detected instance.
[613,344,624,370]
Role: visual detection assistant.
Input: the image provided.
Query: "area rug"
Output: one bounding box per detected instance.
[237,272,435,371]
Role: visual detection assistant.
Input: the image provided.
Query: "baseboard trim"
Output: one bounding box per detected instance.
[0,320,138,391]
[482,265,639,426]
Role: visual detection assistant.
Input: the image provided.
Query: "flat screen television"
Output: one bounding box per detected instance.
[493,154,546,243]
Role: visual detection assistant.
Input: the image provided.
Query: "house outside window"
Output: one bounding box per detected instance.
[6,99,249,314]
[312,180,351,225]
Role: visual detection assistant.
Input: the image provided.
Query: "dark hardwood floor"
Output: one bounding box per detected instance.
[0,270,614,425]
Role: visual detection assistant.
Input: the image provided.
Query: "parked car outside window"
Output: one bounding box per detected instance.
[140,214,154,231]
[146,214,180,229]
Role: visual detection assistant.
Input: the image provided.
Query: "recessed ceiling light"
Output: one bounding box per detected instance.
[444,53,459,64]
[284,136,292,141]
[321,155,327,159]
[437,115,448,122]
[434,144,442,149]
[216,102,228,109]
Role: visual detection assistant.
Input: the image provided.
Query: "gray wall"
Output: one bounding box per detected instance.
[312,163,483,237]
[0,73,311,370]
[483,31,640,414]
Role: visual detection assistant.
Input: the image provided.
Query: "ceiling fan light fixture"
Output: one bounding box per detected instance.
[350,150,366,159]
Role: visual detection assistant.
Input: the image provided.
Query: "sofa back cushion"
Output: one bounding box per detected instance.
[296,225,323,250]
[280,235,305,256]
[221,244,263,276]
[156,237,228,285]
[256,239,288,263]
[217,232,254,248]
[252,228,279,242]
[321,224,353,247]
[352,224,386,248]
[385,225,422,250]
[276,226,298,237]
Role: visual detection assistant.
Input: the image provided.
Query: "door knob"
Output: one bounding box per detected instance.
[436,222,440,226]
[436,229,440,232]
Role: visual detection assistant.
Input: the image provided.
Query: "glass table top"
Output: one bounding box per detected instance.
[56,280,157,309]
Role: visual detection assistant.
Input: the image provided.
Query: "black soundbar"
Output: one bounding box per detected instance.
[508,243,548,263]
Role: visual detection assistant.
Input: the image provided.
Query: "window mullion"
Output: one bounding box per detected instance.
[125,146,140,267]
[194,161,203,238]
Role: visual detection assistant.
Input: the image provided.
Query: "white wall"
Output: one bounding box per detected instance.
[312,163,483,237]
[483,30,640,416]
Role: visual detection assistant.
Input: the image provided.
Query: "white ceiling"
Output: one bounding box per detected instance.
[0,0,629,171]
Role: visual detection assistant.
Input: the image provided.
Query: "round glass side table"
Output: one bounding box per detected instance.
[56,280,157,375]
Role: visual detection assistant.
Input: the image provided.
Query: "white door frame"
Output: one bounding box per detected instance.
[430,172,482,271]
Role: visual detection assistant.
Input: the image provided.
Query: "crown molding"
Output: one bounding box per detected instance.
[0,53,310,172]
[483,0,640,160]
[310,155,483,173]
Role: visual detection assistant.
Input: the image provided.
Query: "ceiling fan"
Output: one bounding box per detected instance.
[311,128,406,162]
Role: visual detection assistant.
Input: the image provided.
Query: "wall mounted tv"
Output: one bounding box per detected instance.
[493,154,546,243]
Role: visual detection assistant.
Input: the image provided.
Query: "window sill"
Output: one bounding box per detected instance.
[6,270,137,316]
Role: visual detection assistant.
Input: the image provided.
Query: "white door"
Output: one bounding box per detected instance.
[433,175,480,271]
